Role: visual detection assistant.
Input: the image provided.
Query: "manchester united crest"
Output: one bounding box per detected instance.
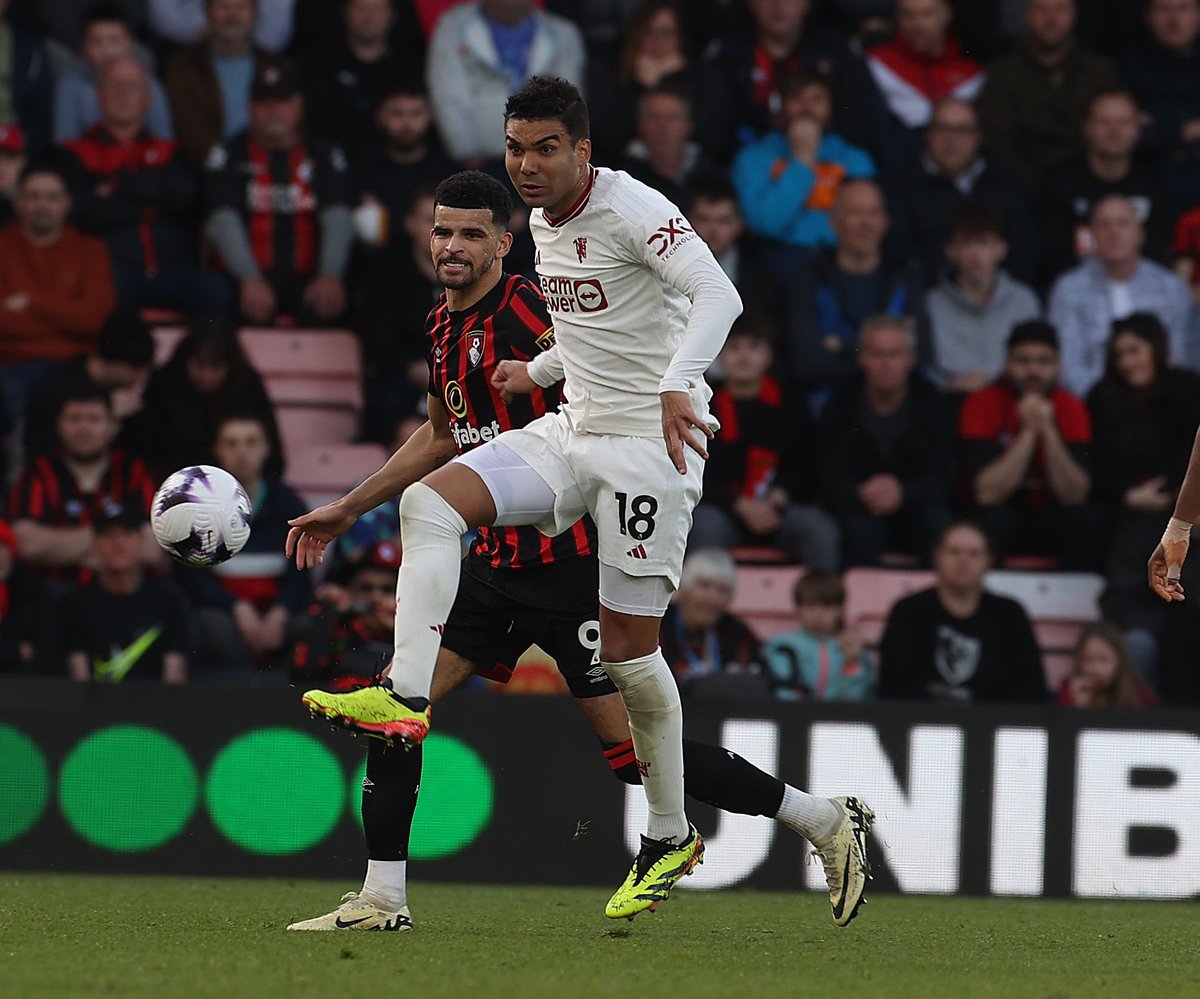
[467,331,484,367]
[574,236,588,262]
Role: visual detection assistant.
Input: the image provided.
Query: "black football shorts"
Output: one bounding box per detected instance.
[441,552,618,698]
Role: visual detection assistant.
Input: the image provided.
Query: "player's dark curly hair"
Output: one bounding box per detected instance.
[433,170,513,229]
[504,75,590,143]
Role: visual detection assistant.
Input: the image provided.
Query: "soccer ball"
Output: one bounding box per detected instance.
[151,465,253,566]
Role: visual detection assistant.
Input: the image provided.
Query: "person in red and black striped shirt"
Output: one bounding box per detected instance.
[203,57,354,325]
[10,382,159,591]
[284,171,859,933]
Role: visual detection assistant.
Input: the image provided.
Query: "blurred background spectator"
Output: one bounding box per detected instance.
[149,0,295,54]
[926,201,1041,395]
[57,500,191,684]
[52,2,173,144]
[289,538,400,692]
[1058,621,1154,708]
[817,314,954,566]
[0,123,26,227]
[204,57,353,325]
[618,82,714,209]
[958,319,1100,569]
[0,0,54,154]
[661,548,765,698]
[173,411,308,678]
[878,519,1046,702]
[426,0,585,166]
[126,316,281,478]
[763,568,874,700]
[163,0,265,165]
[63,55,228,316]
[690,313,839,569]
[0,159,116,426]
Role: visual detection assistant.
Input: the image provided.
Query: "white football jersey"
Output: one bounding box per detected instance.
[530,166,723,437]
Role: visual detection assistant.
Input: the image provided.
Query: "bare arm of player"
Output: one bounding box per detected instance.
[1149,425,1200,602]
[285,395,459,569]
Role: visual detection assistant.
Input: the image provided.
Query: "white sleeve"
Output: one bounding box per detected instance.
[527,346,564,387]
[658,252,743,394]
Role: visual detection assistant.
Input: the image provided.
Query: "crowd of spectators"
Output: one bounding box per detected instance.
[0,0,1199,707]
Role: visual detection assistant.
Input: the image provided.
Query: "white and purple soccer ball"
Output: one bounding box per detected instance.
[150,465,253,566]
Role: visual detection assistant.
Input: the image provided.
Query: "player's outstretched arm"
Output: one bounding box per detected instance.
[286,396,459,568]
[1149,425,1200,601]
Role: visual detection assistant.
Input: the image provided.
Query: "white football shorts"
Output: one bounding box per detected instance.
[455,409,705,590]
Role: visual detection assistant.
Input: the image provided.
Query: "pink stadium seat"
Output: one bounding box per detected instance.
[843,568,936,636]
[262,376,363,410]
[730,566,805,641]
[277,406,358,454]
[239,328,361,378]
[728,545,790,564]
[286,443,388,509]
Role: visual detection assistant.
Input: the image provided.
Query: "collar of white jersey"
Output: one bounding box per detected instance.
[543,165,597,228]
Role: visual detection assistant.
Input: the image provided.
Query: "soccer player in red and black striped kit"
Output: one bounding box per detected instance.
[287,171,865,932]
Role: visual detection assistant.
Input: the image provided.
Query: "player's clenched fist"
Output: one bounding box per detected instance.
[660,390,712,475]
[491,359,537,402]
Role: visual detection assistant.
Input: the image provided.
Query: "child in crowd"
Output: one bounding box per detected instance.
[1058,621,1154,709]
[763,569,874,700]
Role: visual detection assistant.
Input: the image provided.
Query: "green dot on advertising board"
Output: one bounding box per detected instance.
[205,728,344,855]
[0,725,50,845]
[59,725,198,851]
[348,734,493,860]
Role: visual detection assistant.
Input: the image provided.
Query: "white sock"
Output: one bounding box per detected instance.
[603,648,688,844]
[389,482,468,699]
[361,859,407,910]
[775,785,841,842]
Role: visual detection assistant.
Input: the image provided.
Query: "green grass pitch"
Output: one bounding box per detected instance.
[1,874,1197,998]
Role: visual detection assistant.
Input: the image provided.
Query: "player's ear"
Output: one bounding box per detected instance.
[575,137,592,166]
[496,229,514,258]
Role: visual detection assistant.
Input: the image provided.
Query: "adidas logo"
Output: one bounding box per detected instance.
[626,544,647,559]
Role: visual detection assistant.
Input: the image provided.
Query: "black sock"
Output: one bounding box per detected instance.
[603,737,786,817]
[362,739,422,861]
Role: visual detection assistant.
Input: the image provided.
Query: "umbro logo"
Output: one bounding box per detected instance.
[626,544,647,559]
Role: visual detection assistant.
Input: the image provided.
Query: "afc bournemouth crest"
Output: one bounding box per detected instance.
[467,331,484,367]
[574,236,588,262]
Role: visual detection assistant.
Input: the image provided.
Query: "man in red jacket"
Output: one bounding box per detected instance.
[0,160,116,426]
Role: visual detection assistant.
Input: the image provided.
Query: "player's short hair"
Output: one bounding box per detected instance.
[433,171,513,229]
[947,200,1003,241]
[504,76,590,143]
[793,569,845,607]
[83,2,132,30]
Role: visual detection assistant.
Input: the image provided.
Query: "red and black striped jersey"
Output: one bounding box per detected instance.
[8,449,157,582]
[425,272,596,569]
[205,133,353,278]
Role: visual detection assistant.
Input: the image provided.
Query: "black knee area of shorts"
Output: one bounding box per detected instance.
[362,739,423,861]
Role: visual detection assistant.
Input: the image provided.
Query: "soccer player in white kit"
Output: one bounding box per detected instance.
[290,77,873,921]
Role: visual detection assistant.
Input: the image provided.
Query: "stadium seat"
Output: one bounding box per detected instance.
[728,544,790,564]
[276,406,359,454]
[285,443,388,509]
[239,328,364,415]
[730,565,805,641]
[843,568,936,647]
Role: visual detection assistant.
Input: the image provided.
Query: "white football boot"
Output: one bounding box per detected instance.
[287,891,413,932]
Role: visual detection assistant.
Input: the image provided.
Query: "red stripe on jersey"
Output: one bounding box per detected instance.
[248,144,273,273]
[290,145,316,274]
[483,312,513,434]
[39,457,59,513]
[570,518,593,556]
